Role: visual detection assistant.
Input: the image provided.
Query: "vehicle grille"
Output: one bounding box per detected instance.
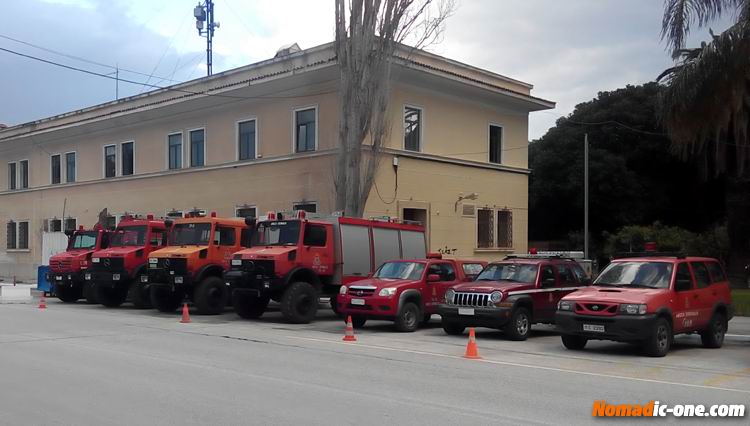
[156,257,188,275]
[89,257,124,272]
[349,286,376,297]
[241,259,275,277]
[574,302,618,316]
[49,259,72,272]
[450,292,493,307]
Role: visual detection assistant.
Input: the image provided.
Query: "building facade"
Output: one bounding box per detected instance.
[0,43,553,280]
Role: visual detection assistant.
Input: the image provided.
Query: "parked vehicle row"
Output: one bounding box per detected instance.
[46,213,734,357]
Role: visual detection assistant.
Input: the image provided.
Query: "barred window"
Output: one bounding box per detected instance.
[497,210,512,248]
[18,222,28,249]
[6,221,16,250]
[476,209,513,249]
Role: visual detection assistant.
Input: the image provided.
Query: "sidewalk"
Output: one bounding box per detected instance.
[729,315,750,337]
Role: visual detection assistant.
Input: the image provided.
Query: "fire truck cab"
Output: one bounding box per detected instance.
[47,225,112,303]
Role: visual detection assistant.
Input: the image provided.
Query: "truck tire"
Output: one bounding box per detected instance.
[442,321,465,335]
[330,297,343,318]
[700,313,726,348]
[83,282,99,304]
[395,302,420,332]
[504,307,531,341]
[150,286,182,313]
[97,286,128,308]
[128,281,152,309]
[194,276,229,315]
[643,317,672,357]
[561,334,588,350]
[233,291,269,319]
[55,285,81,303]
[280,282,318,324]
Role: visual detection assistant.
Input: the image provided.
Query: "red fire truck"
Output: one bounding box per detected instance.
[225,211,427,323]
[47,225,112,303]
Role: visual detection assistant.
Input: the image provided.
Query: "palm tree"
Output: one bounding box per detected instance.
[658,0,750,284]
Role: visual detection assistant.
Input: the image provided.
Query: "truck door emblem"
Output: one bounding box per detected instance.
[103,258,110,267]
[313,255,321,266]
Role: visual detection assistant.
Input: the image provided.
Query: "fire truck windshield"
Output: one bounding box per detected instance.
[111,225,147,247]
[253,221,300,246]
[170,223,212,246]
[69,232,98,250]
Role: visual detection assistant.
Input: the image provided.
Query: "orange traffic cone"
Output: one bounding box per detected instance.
[342,315,357,342]
[463,327,481,359]
[180,303,191,323]
[38,293,47,310]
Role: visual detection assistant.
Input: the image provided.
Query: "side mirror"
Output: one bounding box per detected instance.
[675,279,692,292]
[427,274,441,282]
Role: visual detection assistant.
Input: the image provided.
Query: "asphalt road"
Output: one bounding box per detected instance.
[0,298,747,425]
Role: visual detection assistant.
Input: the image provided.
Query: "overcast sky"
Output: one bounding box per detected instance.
[0,0,731,139]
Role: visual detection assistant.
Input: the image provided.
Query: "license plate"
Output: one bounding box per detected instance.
[231,259,242,266]
[458,308,475,316]
[583,324,605,333]
[55,276,63,281]
[112,274,120,280]
[174,276,183,284]
[351,298,365,306]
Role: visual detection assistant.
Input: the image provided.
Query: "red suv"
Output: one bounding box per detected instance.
[555,255,734,357]
[438,256,589,340]
[338,258,486,332]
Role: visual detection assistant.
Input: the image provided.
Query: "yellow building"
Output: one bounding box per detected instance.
[0,43,554,280]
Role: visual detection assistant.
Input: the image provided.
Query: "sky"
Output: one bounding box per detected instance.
[0,0,733,140]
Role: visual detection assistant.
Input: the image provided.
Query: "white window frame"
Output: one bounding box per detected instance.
[50,153,62,185]
[488,123,504,165]
[18,159,29,189]
[46,217,63,233]
[403,104,424,152]
[121,140,136,176]
[235,205,258,218]
[292,201,318,213]
[64,151,77,183]
[166,131,184,170]
[188,127,207,168]
[6,219,30,252]
[236,118,259,161]
[475,207,513,250]
[7,161,17,190]
[103,144,118,178]
[292,105,319,153]
[63,217,78,233]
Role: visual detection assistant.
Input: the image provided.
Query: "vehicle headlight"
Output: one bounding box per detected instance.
[558,300,574,311]
[92,257,100,263]
[620,303,647,315]
[490,291,503,303]
[339,285,347,295]
[379,288,397,297]
[149,258,158,264]
[445,289,455,304]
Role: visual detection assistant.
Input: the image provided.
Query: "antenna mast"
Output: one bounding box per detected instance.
[194,0,219,76]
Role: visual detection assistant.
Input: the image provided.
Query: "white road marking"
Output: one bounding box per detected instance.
[285,334,750,395]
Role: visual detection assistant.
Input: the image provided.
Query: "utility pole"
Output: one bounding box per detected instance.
[584,133,589,259]
[194,1,219,76]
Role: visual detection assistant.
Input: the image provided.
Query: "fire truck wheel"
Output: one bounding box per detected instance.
[441,322,465,335]
[97,286,127,308]
[194,276,229,315]
[233,291,269,319]
[395,302,420,332]
[504,307,531,341]
[83,282,99,304]
[128,281,152,309]
[55,285,81,303]
[700,312,726,349]
[643,317,672,357]
[281,282,318,324]
[150,286,182,313]
[561,334,588,350]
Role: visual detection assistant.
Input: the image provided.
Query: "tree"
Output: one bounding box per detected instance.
[658,0,750,283]
[333,0,453,217]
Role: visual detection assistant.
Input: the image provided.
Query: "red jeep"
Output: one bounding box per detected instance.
[47,225,112,303]
[337,257,487,332]
[556,255,734,357]
[86,215,169,308]
[438,256,590,340]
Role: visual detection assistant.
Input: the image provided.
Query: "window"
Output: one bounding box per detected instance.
[190,129,205,167]
[166,210,184,219]
[65,152,76,183]
[489,124,503,164]
[215,226,236,246]
[6,221,16,249]
[404,105,422,152]
[104,145,117,178]
[477,208,513,249]
[18,222,28,249]
[691,262,711,289]
[706,262,727,283]
[571,263,589,284]
[104,216,117,230]
[462,263,485,280]
[540,265,555,286]
[64,218,77,233]
[436,263,457,281]
[556,264,574,285]
[294,108,316,153]
[236,206,257,218]
[8,162,16,190]
[150,230,168,246]
[303,224,327,247]
[238,120,256,160]
[168,133,182,169]
[51,154,61,184]
[19,160,28,189]
[121,141,134,176]
[477,209,493,248]
[47,219,62,232]
[675,262,693,291]
[497,210,512,248]
[293,202,317,213]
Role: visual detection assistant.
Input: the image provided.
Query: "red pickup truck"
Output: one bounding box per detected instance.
[337,256,486,332]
